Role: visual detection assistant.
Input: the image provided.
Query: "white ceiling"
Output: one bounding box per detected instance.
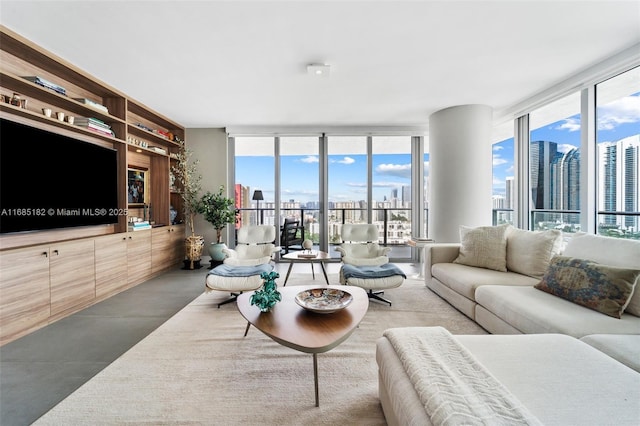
[1,1,639,130]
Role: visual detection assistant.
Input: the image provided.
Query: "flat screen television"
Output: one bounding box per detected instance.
[0,118,119,234]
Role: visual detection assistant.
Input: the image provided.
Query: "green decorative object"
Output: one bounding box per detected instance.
[250,271,282,312]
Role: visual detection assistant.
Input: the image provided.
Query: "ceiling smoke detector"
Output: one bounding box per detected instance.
[307,64,330,77]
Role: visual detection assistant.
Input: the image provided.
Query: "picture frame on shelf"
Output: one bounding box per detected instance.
[127,168,149,206]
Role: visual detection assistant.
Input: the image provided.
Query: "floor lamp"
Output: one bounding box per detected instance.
[252,190,264,225]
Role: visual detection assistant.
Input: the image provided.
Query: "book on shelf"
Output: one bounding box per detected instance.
[73,98,108,114]
[22,76,66,95]
[148,146,167,155]
[128,224,152,231]
[132,221,150,227]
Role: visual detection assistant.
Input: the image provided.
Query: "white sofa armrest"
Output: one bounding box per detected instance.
[424,243,461,282]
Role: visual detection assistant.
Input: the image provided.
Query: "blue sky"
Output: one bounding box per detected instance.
[492,92,640,197]
[238,93,639,203]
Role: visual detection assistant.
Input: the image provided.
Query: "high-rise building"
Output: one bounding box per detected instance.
[505,177,514,210]
[530,140,560,210]
[598,135,640,231]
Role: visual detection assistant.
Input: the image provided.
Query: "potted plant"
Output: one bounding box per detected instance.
[199,185,237,262]
[170,148,205,269]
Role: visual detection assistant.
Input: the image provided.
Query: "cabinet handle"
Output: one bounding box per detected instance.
[42,251,48,257]
[53,249,59,255]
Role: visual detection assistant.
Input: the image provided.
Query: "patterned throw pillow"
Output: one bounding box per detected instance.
[535,256,639,319]
[453,224,510,272]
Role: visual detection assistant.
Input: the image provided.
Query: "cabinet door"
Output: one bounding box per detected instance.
[127,230,151,285]
[0,245,50,345]
[170,225,186,264]
[95,233,128,298]
[49,239,96,317]
[151,226,172,274]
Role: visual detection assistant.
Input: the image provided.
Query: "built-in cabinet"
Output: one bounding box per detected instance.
[0,26,189,345]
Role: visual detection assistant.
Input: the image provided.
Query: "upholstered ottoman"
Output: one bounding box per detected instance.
[205,264,273,308]
[339,264,405,306]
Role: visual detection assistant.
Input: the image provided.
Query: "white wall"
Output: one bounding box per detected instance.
[185,128,229,247]
[429,104,493,243]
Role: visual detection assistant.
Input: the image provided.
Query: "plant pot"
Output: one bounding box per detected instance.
[184,235,205,270]
[208,242,227,262]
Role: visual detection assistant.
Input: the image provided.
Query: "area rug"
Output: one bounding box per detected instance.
[33,273,487,425]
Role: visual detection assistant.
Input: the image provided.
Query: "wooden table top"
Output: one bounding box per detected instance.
[237,284,369,354]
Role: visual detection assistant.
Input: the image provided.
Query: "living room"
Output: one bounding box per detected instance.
[1,1,639,425]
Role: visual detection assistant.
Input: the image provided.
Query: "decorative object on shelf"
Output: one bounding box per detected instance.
[302,239,313,250]
[169,205,178,225]
[42,108,52,117]
[295,288,353,314]
[10,93,21,107]
[171,148,205,269]
[250,271,282,312]
[56,111,65,121]
[127,168,148,206]
[200,185,238,262]
[66,116,74,125]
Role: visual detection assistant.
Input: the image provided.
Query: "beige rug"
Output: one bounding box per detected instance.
[33,272,487,425]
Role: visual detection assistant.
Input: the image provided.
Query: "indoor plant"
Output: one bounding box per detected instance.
[170,148,204,269]
[249,271,281,312]
[199,185,237,262]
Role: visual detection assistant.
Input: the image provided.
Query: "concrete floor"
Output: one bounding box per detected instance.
[0,258,418,426]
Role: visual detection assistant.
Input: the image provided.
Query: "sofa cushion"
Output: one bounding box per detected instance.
[563,233,640,316]
[432,263,538,300]
[580,334,640,373]
[534,256,638,319]
[506,228,563,278]
[453,224,510,272]
[475,285,640,337]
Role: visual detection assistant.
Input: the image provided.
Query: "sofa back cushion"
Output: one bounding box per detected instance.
[534,256,639,319]
[563,233,640,316]
[453,224,510,272]
[506,228,563,279]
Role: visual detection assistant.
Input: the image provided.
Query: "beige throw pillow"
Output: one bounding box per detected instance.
[453,224,510,272]
[506,228,563,278]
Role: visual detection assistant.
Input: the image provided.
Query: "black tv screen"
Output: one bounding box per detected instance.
[1,118,119,234]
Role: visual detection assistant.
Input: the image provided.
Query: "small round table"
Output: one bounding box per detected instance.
[282,251,334,286]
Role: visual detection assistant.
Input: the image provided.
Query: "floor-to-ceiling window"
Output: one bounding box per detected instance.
[327,136,368,244]
[529,93,581,232]
[234,137,275,228]
[232,133,424,260]
[596,67,640,239]
[492,121,515,225]
[279,136,320,243]
[372,136,412,260]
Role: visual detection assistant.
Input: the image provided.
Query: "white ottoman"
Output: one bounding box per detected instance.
[205,264,273,308]
[339,264,404,306]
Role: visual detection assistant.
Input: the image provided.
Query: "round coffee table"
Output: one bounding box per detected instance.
[281,251,334,285]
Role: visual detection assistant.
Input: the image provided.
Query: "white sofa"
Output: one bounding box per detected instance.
[377,331,640,425]
[375,229,640,425]
[425,229,640,338]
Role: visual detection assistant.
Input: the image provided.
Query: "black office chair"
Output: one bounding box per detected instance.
[280,218,304,253]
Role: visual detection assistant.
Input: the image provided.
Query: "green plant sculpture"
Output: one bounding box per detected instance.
[250,271,281,312]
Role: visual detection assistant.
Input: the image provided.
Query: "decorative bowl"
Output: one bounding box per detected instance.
[295,288,353,314]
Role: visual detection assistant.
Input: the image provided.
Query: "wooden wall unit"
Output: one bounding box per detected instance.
[0,25,188,345]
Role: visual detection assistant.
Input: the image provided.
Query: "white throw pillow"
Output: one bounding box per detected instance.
[453,224,510,272]
[564,233,640,317]
[506,228,563,278]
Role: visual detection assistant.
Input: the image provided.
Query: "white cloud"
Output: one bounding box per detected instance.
[300,155,319,163]
[557,143,577,154]
[493,157,508,166]
[338,156,355,165]
[375,163,411,179]
[598,95,640,131]
[493,145,504,151]
[556,117,581,132]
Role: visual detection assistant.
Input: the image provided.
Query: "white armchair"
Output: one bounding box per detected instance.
[335,224,391,266]
[206,225,279,308]
[222,225,280,266]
